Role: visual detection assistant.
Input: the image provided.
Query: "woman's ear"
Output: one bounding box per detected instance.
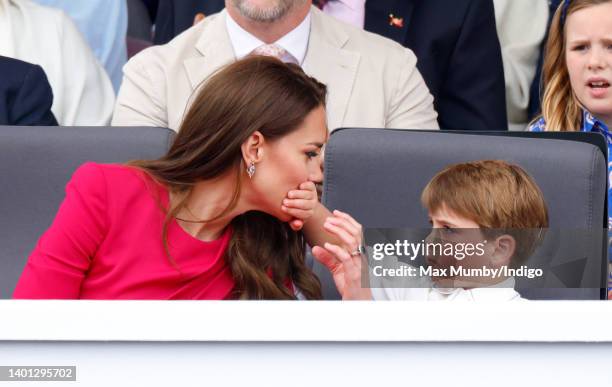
[489,234,516,268]
[240,131,265,165]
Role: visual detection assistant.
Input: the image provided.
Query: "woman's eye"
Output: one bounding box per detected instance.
[306,151,319,159]
[443,225,455,233]
[572,44,588,51]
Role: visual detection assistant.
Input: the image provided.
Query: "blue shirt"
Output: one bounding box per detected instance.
[34,0,128,93]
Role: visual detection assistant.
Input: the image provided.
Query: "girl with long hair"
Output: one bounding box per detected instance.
[528,0,612,298]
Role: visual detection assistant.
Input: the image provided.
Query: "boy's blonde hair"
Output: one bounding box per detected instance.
[421,160,549,265]
[537,0,612,131]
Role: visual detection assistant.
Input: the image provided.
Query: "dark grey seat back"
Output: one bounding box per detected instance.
[315,129,607,300]
[0,126,174,298]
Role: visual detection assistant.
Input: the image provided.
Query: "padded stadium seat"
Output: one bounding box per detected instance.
[0,126,174,298]
[314,129,608,300]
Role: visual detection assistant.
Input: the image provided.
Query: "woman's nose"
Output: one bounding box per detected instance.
[309,162,324,184]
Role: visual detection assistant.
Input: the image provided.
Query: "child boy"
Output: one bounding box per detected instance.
[313,160,549,300]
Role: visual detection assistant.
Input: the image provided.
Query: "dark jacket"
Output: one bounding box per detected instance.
[0,56,58,126]
[365,0,507,130]
[153,0,225,45]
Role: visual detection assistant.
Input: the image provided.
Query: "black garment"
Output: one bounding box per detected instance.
[528,0,562,120]
[365,0,507,131]
[0,56,58,126]
[153,0,225,45]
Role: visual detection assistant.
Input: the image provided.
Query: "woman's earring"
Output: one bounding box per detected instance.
[246,161,256,179]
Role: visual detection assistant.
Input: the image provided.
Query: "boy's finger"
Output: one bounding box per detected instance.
[287,190,314,200]
[289,219,303,231]
[283,199,313,210]
[299,181,316,191]
[281,206,312,219]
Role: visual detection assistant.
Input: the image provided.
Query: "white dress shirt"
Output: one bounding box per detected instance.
[225,10,311,65]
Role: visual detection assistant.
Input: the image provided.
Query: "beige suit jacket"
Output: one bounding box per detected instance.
[112,7,438,132]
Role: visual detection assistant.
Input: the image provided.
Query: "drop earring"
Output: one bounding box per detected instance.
[246,161,256,179]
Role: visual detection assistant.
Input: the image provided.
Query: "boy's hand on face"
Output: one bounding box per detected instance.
[281,181,318,231]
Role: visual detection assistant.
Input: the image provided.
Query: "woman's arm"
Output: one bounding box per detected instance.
[13,163,108,299]
[280,181,362,252]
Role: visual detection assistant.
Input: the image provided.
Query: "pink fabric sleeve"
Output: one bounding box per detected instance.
[13,162,109,299]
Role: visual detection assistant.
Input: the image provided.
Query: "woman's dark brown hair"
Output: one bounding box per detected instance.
[130,56,327,299]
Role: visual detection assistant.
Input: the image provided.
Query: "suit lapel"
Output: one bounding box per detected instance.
[364,0,414,44]
[303,8,360,131]
[183,10,236,91]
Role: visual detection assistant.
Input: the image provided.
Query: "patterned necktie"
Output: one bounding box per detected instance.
[251,44,298,65]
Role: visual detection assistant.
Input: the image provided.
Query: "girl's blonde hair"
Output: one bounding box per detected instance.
[537,0,612,131]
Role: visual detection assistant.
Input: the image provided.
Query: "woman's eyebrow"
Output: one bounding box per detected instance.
[306,142,324,148]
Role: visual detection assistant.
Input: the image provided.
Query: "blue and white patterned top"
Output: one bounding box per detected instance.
[529,110,612,268]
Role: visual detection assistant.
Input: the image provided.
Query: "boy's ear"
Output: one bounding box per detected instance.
[240,131,265,165]
[489,234,516,267]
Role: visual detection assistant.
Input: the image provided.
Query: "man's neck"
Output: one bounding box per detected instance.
[226,2,311,44]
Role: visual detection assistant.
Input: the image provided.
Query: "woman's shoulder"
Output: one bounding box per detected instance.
[70,162,159,196]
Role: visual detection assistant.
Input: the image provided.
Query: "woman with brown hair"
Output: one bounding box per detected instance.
[13,56,361,300]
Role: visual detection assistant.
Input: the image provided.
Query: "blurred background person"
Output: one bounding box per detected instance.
[0,55,57,126]
[0,0,114,125]
[150,0,507,131]
[494,0,549,131]
[362,0,507,131]
[33,0,128,93]
[113,0,438,132]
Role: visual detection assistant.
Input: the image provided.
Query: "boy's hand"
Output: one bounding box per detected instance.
[281,181,318,231]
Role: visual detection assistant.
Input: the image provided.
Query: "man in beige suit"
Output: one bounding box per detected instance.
[112,0,438,132]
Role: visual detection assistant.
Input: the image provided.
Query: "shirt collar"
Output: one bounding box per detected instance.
[431,277,521,301]
[225,10,311,65]
[582,110,610,133]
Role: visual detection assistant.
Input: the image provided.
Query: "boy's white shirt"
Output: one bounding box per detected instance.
[368,256,522,301]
